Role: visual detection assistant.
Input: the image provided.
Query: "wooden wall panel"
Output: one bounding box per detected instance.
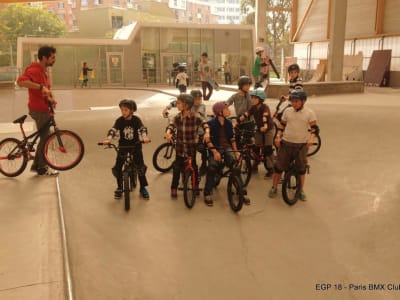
[297,0,329,41]
[345,0,376,37]
[384,0,400,33]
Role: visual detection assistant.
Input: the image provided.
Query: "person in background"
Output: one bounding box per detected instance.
[198,52,213,100]
[81,62,93,88]
[223,61,232,84]
[175,65,189,93]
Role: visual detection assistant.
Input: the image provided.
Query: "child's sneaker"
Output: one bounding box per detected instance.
[204,195,213,206]
[268,187,277,198]
[140,187,150,199]
[243,196,251,205]
[299,190,307,201]
[171,188,177,198]
[114,189,122,199]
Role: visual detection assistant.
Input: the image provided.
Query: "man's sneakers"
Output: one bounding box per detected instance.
[268,187,277,198]
[171,188,178,198]
[114,189,123,199]
[37,166,59,176]
[140,187,150,199]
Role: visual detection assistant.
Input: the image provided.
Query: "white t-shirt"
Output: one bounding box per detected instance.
[176,72,188,86]
[199,61,212,81]
[282,106,317,143]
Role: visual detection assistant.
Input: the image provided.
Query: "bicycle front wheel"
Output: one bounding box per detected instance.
[152,143,175,172]
[282,169,300,206]
[123,172,131,211]
[0,138,28,177]
[307,134,321,157]
[183,170,196,209]
[227,174,244,212]
[44,130,84,171]
[130,168,137,191]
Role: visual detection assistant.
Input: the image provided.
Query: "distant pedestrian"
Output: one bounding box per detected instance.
[175,65,189,93]
[223,61,232,84]
[80,62,92,87]
[198,52,214,100]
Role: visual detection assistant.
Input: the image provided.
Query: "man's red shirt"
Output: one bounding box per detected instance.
[17,62,51,112]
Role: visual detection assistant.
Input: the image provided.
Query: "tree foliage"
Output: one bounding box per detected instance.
[0,4,65,44]
[240,0,292,61]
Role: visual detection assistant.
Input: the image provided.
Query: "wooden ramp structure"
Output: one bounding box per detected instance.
[309,59,327,82]
[365,49,392,86]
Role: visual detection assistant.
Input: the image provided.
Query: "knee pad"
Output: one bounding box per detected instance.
[111,167,119,178]
[264,145,273,156]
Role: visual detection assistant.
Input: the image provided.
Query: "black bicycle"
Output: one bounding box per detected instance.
[0,106,84,177]
[98,142,145,211]
[152,115,176,172]
[212,150,246,212]
[281,144,310,206]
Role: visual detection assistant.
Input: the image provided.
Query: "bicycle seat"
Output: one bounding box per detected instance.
[13,115,27,124]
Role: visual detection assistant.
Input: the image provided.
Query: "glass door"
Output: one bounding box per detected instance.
[106,52,123,84]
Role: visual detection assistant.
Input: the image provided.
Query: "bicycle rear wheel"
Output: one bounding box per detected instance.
[44,130,84,171]
[238,154,251,187]
[183,170,196,209]
[0,138,28,177]
[227,173,244,212]
[123,172,131,211]
[130,168,137,191]
[152,143,175,172]
[307,135,321,157]
[282,169,300,206]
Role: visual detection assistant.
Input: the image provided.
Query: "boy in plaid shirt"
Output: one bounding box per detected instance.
[165,94,210,198]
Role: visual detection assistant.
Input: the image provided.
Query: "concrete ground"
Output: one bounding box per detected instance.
[1,86,400,300]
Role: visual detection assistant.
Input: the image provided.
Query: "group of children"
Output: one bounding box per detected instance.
[102,63,318,205]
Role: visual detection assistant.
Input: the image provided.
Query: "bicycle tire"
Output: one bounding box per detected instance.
[227,174,244,212]
[238,154,252,187]
[130,168,137,191]
[152,143,175,172]
[183,170,196,209]
[307,134,321,157]
[0,138,28,177]
[123,172,130,211]
[44,130,84,171]
[282,169,300,206]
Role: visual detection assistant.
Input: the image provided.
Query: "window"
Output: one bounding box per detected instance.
[112,16,123,29]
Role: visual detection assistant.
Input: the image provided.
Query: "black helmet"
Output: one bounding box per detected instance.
[119,99,137,112]
[287,63,300,73]
[238,76,252,90]
[190,89,202,98]
[289,90,307,102]
[178,94,194,108]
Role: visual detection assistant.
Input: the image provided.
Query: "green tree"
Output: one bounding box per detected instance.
[0,4,65,65]
[241,0,292,74]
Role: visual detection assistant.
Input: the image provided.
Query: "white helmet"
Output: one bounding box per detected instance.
[255,47,264,54]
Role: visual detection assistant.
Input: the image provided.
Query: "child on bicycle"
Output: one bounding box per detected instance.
[103,99,151,200]
[274,63,304,122]
[225,76,252,117]
[269,91,318,201]
[239,88,275,178]
[164,94,210,198]
[204,102,250,206]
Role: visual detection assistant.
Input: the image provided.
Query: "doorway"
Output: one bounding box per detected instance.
[106,52,123,84]
[161,54,192,86]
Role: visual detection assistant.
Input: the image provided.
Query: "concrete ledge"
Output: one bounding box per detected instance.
[266,81,365,98]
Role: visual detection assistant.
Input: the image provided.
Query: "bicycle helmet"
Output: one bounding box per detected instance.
[250,88,267,102]
[289,90,307,102]
[212,101,228,116]
[238,75,252,90]
[178,94,194,108]
[287,63,300,73]
[255,46,264,54]
[119,99,137,112]
[190,89,203,98]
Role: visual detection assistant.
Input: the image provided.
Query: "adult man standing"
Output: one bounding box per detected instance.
[17,45,58,175]
[198,52,214,100]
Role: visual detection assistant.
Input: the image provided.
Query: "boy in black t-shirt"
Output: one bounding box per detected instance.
[103,99,151,199]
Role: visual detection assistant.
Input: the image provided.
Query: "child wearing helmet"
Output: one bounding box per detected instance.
[275,63,304,121]
[175,65,189,93]
[165,94,210,198]
[240,88,275,177]
[103,99,151,199]
[162,90,205,119]
[203,102,250,206]
[269,90,318,201]
[225,76,252,117]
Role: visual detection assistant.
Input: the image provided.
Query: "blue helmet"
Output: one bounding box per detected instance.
[250,88,267,101]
